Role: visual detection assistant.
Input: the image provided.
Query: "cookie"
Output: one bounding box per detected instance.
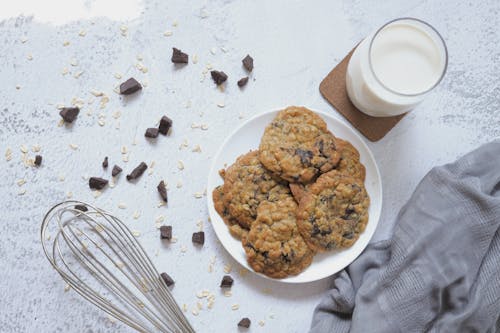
[242,197,314,278]
[289,139,366,203]
[222,150,290,229]
[335,139,366,181]
[259,106,341,184]
[297,170,369,252]
[289,183,307,203]
[213,185,248,240]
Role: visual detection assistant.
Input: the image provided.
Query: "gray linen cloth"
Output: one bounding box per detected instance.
[310,141,500,333]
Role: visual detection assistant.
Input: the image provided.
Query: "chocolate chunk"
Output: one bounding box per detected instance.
[158,116,173,135]
[296,149,313,166]
[160,225,172,240]
[343,232,354,239]
[34,155,42,166]
[59,107,80,123]
[145,128,159,138]
[210,70,228,85]
[171,47,189,64]
[89,177,108,190]
[242,55,254,72]
[192,231,205,245]
[237,77,249,87]
[102,156,108,169]
[126,162,148,181]
[220,275,234,288]
[157,180,168,202]
[112,165,122,177]
[238,318,251,328]
[119,77,142,95]
[74,204,88,212]
[160,272,175,287]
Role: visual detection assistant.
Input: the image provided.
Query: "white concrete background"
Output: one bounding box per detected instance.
[0,0,499,332]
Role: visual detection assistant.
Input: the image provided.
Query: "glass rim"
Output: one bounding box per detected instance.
[368,17,448,97]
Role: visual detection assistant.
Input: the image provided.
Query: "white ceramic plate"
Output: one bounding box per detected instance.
[207,109,382,283]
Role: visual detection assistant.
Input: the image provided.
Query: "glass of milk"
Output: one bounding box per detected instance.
[346,18,448,117]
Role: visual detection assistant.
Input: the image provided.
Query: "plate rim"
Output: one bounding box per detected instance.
[206,108,382,284]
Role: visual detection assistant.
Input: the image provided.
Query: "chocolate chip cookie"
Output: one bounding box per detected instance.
[288,139,366,203]
[335,139,366,181]
[212,185,248,240]
[297,170,369,252]
[221,150,290,230]
[259,106,341,184]
[242,197,314,278]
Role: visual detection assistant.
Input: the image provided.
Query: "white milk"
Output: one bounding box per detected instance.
[346,18,447,117]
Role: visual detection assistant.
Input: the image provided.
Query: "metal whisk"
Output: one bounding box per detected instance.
[41,200,195,333]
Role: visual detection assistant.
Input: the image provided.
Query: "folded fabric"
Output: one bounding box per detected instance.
[310,141,500,333]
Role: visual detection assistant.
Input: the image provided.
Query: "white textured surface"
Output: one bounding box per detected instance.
[0,1,499,332]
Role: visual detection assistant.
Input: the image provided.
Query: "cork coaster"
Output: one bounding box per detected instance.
[319,46,406,141]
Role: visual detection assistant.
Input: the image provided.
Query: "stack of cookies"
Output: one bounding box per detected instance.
[213,106,370,278]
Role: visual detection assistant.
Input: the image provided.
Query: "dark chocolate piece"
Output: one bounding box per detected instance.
[160,272,175,287]
[242,55,254,72]
[145,128,159,138]
[59,107,80,123]
[89,177,108,190]
[192,231,205,245]
[126,162,148,181]
[158,116,172,135]
[210,70,228,85]
[112,165,122,177]
[220,275,234,288]
[171,47,189,64]
[157,180,168,202]
[34,155,42,166]
[160,225,172,240]
[238,318,251,328]
[102,156,108,169]
[119,77,142,95]
[237,77,249,87]
[74,204,88,212]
